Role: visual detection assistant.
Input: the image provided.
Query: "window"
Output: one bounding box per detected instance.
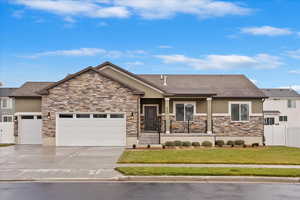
[279,116,288,122]
[175,103,194,121]
[76,114,90,118]
[2,115,13,122]
[37,116,42,119]
[264,117,275,125]
[110,114,124,118]
[0,98,12,109]
[287,100,296,108]
[230,103,250,122]
[21,116,34,119]
[93,114,107,118]
[59,114,73,118]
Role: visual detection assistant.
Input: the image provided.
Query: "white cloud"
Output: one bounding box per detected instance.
[280,85,300,92]
[286,49,300,59]
[11,0,251,21]
[158,45,173,49]
[289,70,300,74]
[124,61,144,67]
[250,79,257,84]
[12,10,24,18]
[241,26,293,36]
[156,53,283,70]
[20,48,147,59]
[64,16,76,23]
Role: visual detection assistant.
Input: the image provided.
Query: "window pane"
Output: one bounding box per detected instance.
[241,104,249,121]
[59,114,73,118]
[21,116,34,119]
[176,104,184,121]
[288,100,292,108]
[185,104,194,121]
[93,114,107,118]
[76,114,90,118]
[231,104,240,121]
[110,114,124,118]
[3,116,12,122]
[2,99,7,108]
[37,116,42,119]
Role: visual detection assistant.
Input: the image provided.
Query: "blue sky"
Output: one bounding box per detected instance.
[1,0,300,92]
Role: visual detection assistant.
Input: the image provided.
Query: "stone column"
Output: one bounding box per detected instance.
[165,98,170,134]
[207,97,212,134]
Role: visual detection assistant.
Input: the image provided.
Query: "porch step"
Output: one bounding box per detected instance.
[139,133,160,145]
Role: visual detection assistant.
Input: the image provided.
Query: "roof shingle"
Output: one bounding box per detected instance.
[261,88,300,98]
[10,82,54,97]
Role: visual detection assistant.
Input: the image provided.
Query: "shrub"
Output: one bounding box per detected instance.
[174,140,183,146]
[192,142,200,147]
[132,144,136,149]
[201,141,212,147]
[165,141,175,147]
[226,140,234,146]
[147,144,151,148]
[234,140,245,146]
[182,141,192,147]
[215,140,225,147]
[252,143,259,147]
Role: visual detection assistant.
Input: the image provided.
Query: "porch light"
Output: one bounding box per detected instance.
[47,112,51,119]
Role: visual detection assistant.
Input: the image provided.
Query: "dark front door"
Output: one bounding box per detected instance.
[144,106,158,131]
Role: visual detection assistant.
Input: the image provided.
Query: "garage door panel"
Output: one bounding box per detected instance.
[57,113,126,146]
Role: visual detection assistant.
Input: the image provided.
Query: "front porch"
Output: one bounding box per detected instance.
[138,97,213,144]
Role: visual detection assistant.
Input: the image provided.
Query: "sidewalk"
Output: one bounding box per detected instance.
[117,163,300,168]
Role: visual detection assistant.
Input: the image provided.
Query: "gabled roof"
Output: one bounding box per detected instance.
[38,66,144,95]
[139,74,267,98]
[0,88,17,97]
[261,88,300,98]
[96,62,167,93]
[10,82,53,97]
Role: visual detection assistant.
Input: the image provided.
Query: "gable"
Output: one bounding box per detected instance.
[99,64,164,98]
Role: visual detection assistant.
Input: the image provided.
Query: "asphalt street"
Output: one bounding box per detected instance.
[1,182,300,200]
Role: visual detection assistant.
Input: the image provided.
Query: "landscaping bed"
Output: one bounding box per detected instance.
[116,167,300,177]
[0,144,14,147]
[118,146,300,165]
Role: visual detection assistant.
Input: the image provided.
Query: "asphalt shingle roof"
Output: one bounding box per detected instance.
[0,88,17,97]
[10,82,54,97]
[261,88,300,98]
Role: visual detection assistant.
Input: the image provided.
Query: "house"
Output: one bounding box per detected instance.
[262,88,300,127]
[0,88,17,122]
[10,62,267,146]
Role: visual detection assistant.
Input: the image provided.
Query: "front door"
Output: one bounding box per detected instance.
[144,106,158,131]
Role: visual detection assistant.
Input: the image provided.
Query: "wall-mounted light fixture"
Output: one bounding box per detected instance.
[47,112,51,119]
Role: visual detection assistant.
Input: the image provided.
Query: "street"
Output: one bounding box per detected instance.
[0,182,300,200]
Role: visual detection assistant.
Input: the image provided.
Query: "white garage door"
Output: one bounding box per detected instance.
[56,113,126,146]
[19,115,42,144]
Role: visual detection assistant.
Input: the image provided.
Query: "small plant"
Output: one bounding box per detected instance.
[174,140,183,146]
[132,144,136,149]
[226,140,234,146]
[201,141,212,147]
[192,142,200,147]
[182,141,192,147]
[234,140,245,146]
[252,143,259,147]
[215,140,225,147]
[162,145,166,149]
[165,141,175,147]
[147,144,151,148]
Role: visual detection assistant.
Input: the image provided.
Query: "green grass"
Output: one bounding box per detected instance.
[0,144,14,147]
[118,146,300,165]
[116,167,300,177]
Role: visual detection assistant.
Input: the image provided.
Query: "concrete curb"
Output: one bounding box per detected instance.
[1,176,300,183]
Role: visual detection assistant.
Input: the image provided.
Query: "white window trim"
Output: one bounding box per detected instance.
[142,104,159,116]
[287,99,297,109]
[229,101,251,122]
[1,97,12,109]
[2,115,13,122]
[174,101,196,122]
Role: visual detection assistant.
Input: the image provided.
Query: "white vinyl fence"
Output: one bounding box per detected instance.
[264,125,300,148]
[0,122,14,144]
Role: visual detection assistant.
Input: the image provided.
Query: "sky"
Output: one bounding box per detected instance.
[0,0,300,92]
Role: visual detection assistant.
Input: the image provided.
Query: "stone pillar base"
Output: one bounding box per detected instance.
[43,137,55,146]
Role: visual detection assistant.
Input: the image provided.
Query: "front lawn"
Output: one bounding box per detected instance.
[0,144,14,147]
[118,146,300,165]
[116,167,300,177]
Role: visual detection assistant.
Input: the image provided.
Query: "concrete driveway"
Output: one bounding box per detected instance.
[0,145,124,180]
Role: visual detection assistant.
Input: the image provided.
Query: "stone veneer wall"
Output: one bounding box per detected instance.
[41,70,139,145]
[212,116,264,136]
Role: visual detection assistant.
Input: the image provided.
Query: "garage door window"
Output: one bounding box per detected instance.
[76,114,90,118]
[21,116,34,119]
[93,114,107,118]
[110,114,124,118]
[59,114,73,118]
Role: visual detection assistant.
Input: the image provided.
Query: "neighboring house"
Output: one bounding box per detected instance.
[0,88,17,122]
[262,89,300,127]
[8,62,267,146]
